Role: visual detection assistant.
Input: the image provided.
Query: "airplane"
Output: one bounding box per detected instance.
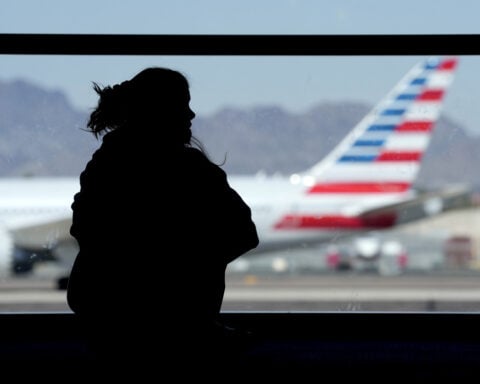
[228,55,468,271]
[0,56,468,285]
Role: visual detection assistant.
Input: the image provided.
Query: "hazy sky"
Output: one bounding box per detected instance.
[1,1,480,134]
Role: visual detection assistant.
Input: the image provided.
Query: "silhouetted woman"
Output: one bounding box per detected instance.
[66,67,259,370]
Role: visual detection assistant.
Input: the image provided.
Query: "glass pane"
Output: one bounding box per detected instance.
[0,55,478,312]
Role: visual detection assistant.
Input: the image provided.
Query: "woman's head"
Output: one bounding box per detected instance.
[87,67,195,144]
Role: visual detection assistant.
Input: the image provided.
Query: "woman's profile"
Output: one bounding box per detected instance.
[66,67,259,369]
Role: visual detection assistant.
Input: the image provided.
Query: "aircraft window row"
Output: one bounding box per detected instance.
[1,34,480,314]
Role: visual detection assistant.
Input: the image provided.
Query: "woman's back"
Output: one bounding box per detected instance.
[66,67,258,368]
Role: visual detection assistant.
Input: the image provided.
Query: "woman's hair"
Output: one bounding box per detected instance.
[86,66,219,162]
[86,67,190,139]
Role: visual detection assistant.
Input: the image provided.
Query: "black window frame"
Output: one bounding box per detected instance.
[1,33,480,374]
[1,33,480,56]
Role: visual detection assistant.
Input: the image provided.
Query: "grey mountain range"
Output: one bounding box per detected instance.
[1,79,479,190]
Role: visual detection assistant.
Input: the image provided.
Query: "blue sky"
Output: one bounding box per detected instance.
[2,0,479,35]
[1,1,480,134]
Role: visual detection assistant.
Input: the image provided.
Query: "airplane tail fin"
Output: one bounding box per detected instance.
[293,57,458,197]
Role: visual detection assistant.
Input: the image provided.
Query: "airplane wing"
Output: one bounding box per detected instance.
[8,214,72,249]
[358,185,472,228]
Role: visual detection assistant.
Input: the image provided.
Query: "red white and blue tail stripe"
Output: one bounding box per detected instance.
[300,57,457,197]
[265,57,459,234]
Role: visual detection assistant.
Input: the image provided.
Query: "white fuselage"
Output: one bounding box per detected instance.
[228,174,410,254]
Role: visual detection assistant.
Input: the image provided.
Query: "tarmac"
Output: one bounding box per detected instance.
[2,270,480,312]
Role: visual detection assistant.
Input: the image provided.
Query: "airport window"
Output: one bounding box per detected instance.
[2,0,480,315]
[1,34,480,314]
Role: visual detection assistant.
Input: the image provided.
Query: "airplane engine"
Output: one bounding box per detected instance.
[353,235,381,260]
[0,225,14,279]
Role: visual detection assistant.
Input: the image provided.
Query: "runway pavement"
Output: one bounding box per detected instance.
[222,273,480,311]
[0,278,69,312]
[2,272,480,312]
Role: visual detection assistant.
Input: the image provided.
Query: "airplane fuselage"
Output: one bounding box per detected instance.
[229,174,412,253]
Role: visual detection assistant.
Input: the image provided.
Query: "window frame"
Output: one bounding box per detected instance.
[1,33,480,374]
[1,33,480,56]
[1,33,480,315]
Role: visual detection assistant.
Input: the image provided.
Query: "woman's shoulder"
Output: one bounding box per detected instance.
[182,147,214,166]
[183,146,207,159]
[182,147,226,176]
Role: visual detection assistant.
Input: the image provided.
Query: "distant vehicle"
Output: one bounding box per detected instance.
[325,234,409,275]
[0,56,464,287]
[444,235,474,268]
